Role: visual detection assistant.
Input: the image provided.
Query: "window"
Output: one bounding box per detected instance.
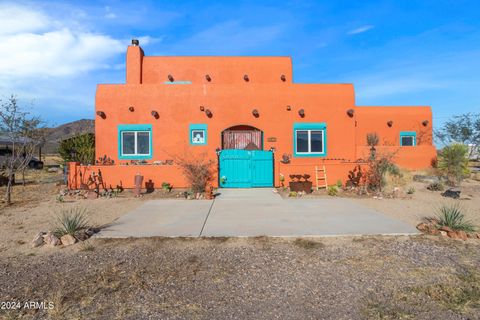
[190,124,207,145]
[118,124,152,159]
[293,123,327,157]
[400,131,416,146]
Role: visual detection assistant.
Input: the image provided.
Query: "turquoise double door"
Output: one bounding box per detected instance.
[219,149,273,188]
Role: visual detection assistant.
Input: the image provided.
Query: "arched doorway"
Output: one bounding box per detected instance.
[222,125,263,150]
[219,125,273,188]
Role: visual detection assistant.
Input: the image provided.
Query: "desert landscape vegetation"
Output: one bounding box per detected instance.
[1,111,480,318]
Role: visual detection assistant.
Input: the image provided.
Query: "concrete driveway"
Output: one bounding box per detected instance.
[97,189,418,238]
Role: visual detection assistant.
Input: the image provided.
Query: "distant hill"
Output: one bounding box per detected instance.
[43,119,94,154]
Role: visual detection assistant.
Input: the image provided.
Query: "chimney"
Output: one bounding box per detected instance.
[126,39,144,84]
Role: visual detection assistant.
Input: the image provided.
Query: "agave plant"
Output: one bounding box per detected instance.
[53,207,90,237]
[436,204,475,232]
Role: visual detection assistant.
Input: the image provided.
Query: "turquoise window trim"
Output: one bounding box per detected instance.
[400,131,417,146]
[118,124,153,160]
[293,122,327,157]
[164,81,192,84]
[189,124,208,146]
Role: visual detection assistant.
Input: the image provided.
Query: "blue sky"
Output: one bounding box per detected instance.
[0,0,479,128]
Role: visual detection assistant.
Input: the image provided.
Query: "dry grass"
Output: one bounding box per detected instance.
[293,238,324,249]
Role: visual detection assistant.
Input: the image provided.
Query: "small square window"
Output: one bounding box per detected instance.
[400,132,416,146]
[191,130,205,144]
[189,124,208,145]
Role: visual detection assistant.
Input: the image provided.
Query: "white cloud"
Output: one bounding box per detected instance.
[0,4,125,79]
[347,25,374,35]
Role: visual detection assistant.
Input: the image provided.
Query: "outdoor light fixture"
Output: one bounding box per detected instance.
[96,111,106,119]
[131,39,139,46]
[280,74,286,82]
[347,109,355,117]
[167,74,174,82]
[151,110,159,119]
[243,74,249,82]
[128,106,135,112]
[298,109,305,118]
[422,120,429,126]
[252,109,259,118]
[387,120,393,127]
[269,147,276,152]
[286,105,291,111]
[199,106,205,111]
[205,109,213,118]
[205,74,211,82]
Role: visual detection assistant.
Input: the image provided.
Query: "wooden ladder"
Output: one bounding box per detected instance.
[315,165,328,190]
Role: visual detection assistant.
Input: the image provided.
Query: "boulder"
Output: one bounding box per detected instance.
[439,226,453,233]
[31,232,45,248]
[457,231,468,241]
[60,234,77,246]
[441,188,461,199]
[43,232,60,246]
[416,223,429,232]
[439,230,448,237]
[447,231,459,239]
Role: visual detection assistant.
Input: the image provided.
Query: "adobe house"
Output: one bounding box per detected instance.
[68,40,436,189]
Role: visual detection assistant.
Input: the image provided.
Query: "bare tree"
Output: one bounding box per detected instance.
[0,95,45,205]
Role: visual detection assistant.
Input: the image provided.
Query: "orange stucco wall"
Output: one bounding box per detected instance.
[69,44,436,190]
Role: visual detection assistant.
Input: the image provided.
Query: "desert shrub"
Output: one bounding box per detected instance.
[436,204,475,232]
[53,207,89,237]
[176,154,214,193]
[438,144,469,186]
[365,156,401,192]
[407,187,415,194]
[288,191,298,197]
[161,182,172,192]
[336,180,343,188]
[58,133,95,165]
[327,186,338,196]
[293,238,324,249]
[427,181,444,191]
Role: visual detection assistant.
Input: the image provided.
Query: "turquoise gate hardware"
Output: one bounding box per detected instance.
[219,149,273,188]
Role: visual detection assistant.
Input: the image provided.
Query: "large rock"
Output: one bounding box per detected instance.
[43,232,60,246]
[31,232,45,248]
[441,188,461,199]
[457,231,468,241]
[60,234,77,246]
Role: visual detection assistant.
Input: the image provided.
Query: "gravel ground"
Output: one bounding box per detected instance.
[0,236,479,320]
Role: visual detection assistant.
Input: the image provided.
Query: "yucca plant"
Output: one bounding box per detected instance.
[53,207,90,237]
[436,204,475,232]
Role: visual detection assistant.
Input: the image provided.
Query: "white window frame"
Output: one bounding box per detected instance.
[191,129,206,144]
[295,129,325,154]
[121,131,151,156]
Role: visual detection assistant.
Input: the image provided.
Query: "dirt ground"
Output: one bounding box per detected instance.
[0,236,479,319]
[0,170,479,319]
[0,170,182,258]
[351,179,480,227]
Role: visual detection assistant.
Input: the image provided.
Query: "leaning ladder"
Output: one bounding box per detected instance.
[315,165,328,190]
